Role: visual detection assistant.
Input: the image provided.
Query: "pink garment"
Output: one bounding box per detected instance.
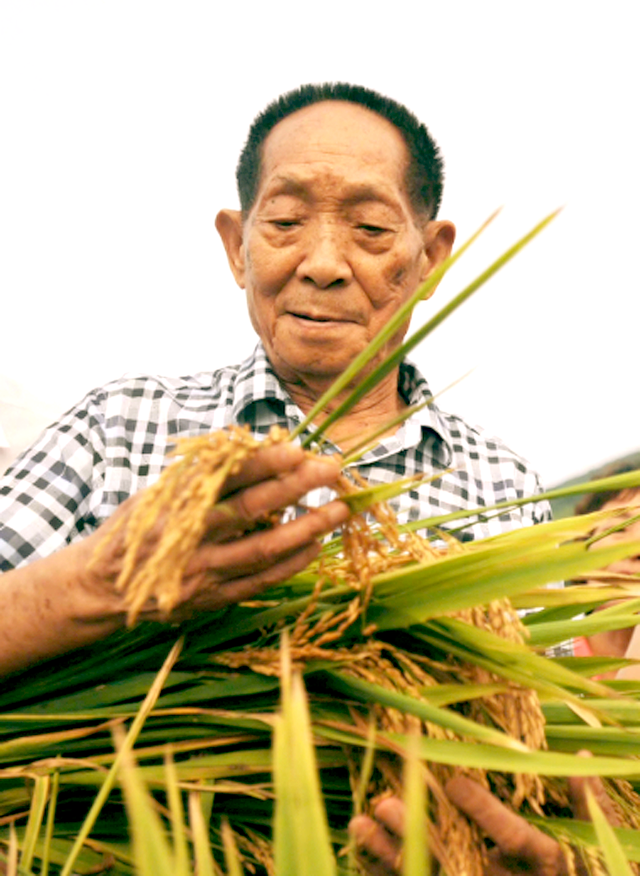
[573,636,593,658]
[573,635,612,680]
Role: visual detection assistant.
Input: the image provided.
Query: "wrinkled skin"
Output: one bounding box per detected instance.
[216,100,455,449]
[1,99,452,677]
[0,444,348,675]
[82,443,349,620]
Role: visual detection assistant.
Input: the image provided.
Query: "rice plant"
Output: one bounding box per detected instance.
[2,211,640,874]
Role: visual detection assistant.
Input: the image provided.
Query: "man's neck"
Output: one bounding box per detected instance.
[282,370,406,453]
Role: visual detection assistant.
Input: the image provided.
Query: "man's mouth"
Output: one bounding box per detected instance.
[294,313,331,322]
[288,310,353,323]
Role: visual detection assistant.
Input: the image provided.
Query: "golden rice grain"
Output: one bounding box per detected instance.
[94,426,640,875]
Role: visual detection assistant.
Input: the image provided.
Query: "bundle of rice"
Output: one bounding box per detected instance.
[3,212,640,874]
[3,426,640,875]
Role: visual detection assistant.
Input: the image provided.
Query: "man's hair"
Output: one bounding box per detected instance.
[575,461,640,516]
[236,82,444,221]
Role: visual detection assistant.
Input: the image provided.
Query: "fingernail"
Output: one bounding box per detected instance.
[313,456,341,474]
[324,501,350,525]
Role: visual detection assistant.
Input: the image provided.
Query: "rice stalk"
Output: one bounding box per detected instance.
[3,209,640,873]
[79,423,640,874]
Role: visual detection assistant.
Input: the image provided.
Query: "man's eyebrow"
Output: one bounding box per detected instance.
[263,176,403,212]
[342,187,402,212]
[265,176,309,199]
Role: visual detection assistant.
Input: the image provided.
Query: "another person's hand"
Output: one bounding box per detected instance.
[80,441,348,620]
[349,771,621,875]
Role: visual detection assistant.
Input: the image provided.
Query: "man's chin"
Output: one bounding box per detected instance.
[267,351,355,389]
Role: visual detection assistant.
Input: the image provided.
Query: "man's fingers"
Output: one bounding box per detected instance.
[371,796,406,838]
[445,776,559,863]
[207,454,343,535]
[349,813,403,876]
[173,541,324,616]
[567,777,622,827]
[192,500,349,579]
[219,443,328,495]
[566,751,622,827]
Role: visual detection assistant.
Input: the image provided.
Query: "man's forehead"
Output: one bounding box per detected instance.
[261,101,409,164]
[256,101,412,202]
[258,172,406,216]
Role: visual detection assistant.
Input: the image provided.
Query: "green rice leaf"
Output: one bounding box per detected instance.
[544,725,640,757]
[273,638,336,876]
[352,718,377,818]
[164,749,189,876]
[369,535,640,624]
[527,816,640,862]
[8,823,18,876]
[420,682,510,707]
[410,621,613,705]
[117,734,177,876]
[340,472,444,514]
[303,209,558,447]
[586,784,635,875]
[40,768,59,876]
[323,670,529,750]
[59,638,182,876]
[221,819,244,876]
[188,792,216,876]
[19,774,50,872]
[543,698,640,726]
[401,469,640,537]
[387,733,640,779]
[402,733,430,876]
[292,210,501,444]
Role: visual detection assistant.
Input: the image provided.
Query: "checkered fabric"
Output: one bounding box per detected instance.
[0,343,550,573]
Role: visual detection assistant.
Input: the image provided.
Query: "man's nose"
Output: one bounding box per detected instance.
[297,224,353,288]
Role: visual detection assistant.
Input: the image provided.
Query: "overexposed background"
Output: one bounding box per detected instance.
[1,1,637,485]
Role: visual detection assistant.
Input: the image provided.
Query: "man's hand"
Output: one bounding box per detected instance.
[82,442,349,619]
[0,443,348,674]
[349,771,620,875]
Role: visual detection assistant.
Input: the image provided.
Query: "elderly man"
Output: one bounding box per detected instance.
[0,83,549,678]
[0,83,578,874]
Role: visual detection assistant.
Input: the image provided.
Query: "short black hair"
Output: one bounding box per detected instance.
[236,82,445,221]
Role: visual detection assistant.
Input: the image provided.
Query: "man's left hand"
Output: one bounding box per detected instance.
[349,772,620,875]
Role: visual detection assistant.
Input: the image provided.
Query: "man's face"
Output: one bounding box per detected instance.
[217,101,454,388]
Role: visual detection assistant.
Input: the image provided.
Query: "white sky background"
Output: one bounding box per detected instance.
[0,1,638,486]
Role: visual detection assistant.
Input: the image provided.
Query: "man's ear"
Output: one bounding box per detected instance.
[215,209,246,288]
[419,220,456,296]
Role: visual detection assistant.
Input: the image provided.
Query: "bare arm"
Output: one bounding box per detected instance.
[0,443,348,676]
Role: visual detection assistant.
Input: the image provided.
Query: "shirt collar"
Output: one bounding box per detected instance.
[231,344,295,424]
[397,358,453,463]
[230,343,453,462]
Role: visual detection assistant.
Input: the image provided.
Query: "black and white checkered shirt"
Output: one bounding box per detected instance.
[0,343,550,572]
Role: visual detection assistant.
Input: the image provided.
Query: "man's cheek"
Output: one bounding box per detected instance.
[381,244,423,292]
[246,254,291,296]
[369,263,420,309]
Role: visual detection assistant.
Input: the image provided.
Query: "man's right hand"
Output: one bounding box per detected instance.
[0,442,348,675]
[82,441,348,620]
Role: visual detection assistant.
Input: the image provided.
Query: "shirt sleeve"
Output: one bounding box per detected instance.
[530,471,553,526]
[0,389,108,571]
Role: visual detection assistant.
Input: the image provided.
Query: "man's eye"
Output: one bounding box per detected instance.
[272,219,300,229]
[358,224,389,236]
